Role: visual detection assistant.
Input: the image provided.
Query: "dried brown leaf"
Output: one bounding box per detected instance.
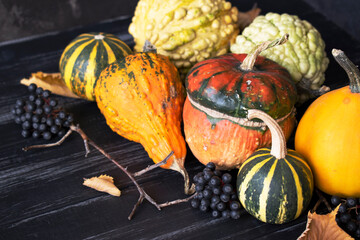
[298,205,353,240]
[83,174,121,197]
[20,72,80,99]
[237,4,261,31]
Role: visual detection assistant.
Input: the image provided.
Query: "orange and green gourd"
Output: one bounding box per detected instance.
[94,41,193,194]
[183,34,297,169]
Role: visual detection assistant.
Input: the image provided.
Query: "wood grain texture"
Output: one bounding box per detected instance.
[0,1,359,239]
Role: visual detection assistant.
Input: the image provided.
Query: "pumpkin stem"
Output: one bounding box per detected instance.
[332,49,360,93]
[170,156,195,195]
[236,4,261,31]
[143,40,157,53]
[240,34,289,71]
[247,109,287,159]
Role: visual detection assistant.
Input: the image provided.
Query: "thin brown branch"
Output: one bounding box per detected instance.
[158,193,197,208]
[23,124,192,220]
[129,195,145,220]
[22,128,73,151]
[133,151,173,177]
[312,199,322,213]
[69,125,163,219]
[316,189,332,212]
[312,189,332,213]
[83,139,90,157]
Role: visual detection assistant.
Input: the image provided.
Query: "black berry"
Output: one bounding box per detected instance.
[221,210,231,219]
[230,201,241,211]
[346,221,357,232]
[222,184,233,194]
[21,129,30,138]
[346,198,357,208]
[42,90,51,98]
[230,210,241,219]
[32,130,40,139]
[205,162,216,171]
[338,203,347,213]
[216,202,226,211]
[43,131,52,140]
[49,99,57,107]
[28,83,37,92]
[16,99,25,107]
[191,199,200,209]
[209,176,221,187]
[35,87,43,95]
[212,210,221,218]
[222,173,232,184]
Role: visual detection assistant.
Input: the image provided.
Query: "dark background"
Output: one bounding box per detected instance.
[0,0,360,43]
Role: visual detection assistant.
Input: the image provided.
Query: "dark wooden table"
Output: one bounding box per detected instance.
[1,1,359,239]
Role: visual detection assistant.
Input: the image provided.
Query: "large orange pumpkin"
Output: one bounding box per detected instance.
[295,49,360,197]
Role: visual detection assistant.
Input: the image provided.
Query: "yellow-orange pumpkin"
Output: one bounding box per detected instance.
[295,49,360,197]
[94,42,192,194]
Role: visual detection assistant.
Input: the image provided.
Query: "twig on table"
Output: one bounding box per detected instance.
[83,139,91,157]
[159,193,197,208]
[22,124,193,220]
[22,128,73,151]
[312,189,332,213]
[129,195,145,220]
[133,151,173,177]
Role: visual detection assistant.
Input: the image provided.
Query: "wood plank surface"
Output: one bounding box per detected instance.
[1,0,359,239]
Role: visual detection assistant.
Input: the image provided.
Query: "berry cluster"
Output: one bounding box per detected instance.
[331,195,360,239]
[11,84,73,140]
[190,162,242,219]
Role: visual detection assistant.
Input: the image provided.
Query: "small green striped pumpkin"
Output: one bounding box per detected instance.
[236,109,314,224]
[59,32,132,101]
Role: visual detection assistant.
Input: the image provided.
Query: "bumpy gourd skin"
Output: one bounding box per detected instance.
[230,13,329,103]
[95,52,186,174]
[129,0,240,78]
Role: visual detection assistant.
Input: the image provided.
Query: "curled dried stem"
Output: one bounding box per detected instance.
[22,124,191,220]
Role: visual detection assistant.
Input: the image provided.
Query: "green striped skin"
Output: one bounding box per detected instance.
[59,32,132,101]
[236,148,314,224]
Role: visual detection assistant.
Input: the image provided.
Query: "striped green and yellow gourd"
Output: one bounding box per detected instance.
[236,109,314,224]
[59,32,132,101]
